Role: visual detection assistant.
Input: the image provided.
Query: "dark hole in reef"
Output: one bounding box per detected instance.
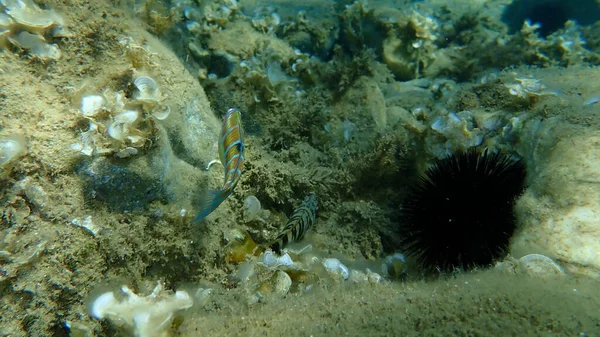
[502,0,600,37]
[526,3,569,37]
[207,54,235,78]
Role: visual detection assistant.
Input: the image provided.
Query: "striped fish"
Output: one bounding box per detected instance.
[194,108,245,222]
[269,193,318,254]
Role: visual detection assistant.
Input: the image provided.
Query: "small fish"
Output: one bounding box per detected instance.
[225,194,319,262]
[269,193,318,254]
[194,108,245,221]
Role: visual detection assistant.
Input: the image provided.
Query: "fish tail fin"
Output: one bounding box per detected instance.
[193,189,228,222]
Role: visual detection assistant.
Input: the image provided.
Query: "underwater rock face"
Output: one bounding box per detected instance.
[76,30,221,213]
[513,128,600,278]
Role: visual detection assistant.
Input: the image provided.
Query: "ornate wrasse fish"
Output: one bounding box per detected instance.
[269,193,318,254]
[194,108,245,222]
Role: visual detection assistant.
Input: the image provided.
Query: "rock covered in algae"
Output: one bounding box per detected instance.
[75,30,222,213]
[512,117,600,279]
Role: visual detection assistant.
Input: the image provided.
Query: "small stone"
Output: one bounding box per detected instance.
[322,258,349,280]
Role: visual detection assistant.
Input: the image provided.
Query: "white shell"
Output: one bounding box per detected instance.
[127,135,146,148]
[0,135,27,167]
[80,95,105,117]
[77,123,99,156]
[113,92,126,112]
[262,250,294,268]
[51,24,73,38]
[133,76,160,103]
[8,30,43,48]
[194,288,212,306]
[114,109,139,124]
[115,147,138,158]
[90,292,117,319]
[88,283,193,336]
[270,270,292,295]
[152,104,171,120]
[0,13,13,27]
[108,109,140,141]
[33,42,61,60]
[243,195,262,221]
[70,215,101,237]
[518,254,565,276]
[107,122,127,141]
[8,31,61,60]
[322,258,349,280]
[2,0,60,30]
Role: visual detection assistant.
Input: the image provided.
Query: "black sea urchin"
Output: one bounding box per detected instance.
[399,149,526,272]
